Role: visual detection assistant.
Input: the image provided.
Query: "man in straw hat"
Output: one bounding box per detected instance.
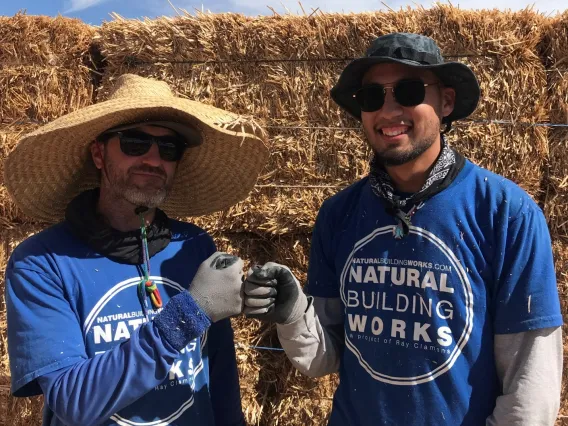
[243,33,563,425]
[5,73,268,425]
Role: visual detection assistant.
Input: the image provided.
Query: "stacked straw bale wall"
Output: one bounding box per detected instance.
[0,8,567,425]
[0,15,96,424]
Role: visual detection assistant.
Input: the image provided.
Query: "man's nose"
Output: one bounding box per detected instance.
[140,143,162,166]
[378,89,404,119]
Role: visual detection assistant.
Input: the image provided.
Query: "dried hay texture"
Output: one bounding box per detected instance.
[0,14,95,124]
[0,13,94,68]
[95,7,550,234]
[543,14,568,242]
[546,128,568,241]
[95,7,549,124]
[0,66,94,124]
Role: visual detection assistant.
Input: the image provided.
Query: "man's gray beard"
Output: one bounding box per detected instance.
[122,187,167,208]
[103,158,171,208]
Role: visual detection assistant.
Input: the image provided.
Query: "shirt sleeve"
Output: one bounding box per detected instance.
[6,265,88,396]
[277,296,344,378]
[492,207,563,334]
[36,321,181,426]
[487,327,562,426]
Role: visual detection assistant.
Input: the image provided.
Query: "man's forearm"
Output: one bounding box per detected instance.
[38,291,210,426]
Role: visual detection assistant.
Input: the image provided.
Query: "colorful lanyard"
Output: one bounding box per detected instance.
[137,210,163,320]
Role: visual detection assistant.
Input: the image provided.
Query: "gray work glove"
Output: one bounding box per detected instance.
[243,262,308,325]
[188,251,245,323]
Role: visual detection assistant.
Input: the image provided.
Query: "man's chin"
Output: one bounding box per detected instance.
[122,188,167,209]
[376,150,420,167]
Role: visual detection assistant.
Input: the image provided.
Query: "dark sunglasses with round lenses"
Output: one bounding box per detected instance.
[100,130,187,162]
[354,79,438,112]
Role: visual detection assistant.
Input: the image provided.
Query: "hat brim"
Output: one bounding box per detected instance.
[330,56,480,123]
[4,96,269,223]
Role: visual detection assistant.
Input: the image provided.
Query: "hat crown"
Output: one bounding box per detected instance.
[107,74,175,100]
[366,33,444,65]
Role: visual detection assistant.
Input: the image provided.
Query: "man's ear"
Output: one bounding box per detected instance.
[441,87,456,119]
[91,141,104,170]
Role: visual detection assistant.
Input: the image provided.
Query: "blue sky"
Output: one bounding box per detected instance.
[0,0,563,25]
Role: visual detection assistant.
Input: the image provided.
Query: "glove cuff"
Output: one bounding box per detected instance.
[154,291,211,351]
[282,292,309,325]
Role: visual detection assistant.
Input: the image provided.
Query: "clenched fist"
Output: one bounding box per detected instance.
[188,252,245,322]
[243,262,308,324]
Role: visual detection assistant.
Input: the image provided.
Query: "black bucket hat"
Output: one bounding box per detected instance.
[330,33,480,124]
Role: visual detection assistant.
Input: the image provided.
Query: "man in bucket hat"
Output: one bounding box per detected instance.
[243,33,563,425]
[5,74,268,425]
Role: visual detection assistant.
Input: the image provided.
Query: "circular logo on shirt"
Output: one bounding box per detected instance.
[84,276,207,425]
[340,226,473,385]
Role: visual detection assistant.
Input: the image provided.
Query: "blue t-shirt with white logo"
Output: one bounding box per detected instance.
[305,160,562,425]
[6,220,243,426]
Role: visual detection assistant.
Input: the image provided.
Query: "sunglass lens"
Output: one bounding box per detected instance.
[118,132,185,161]
[356,86,385,112]
[394,80,426,107]
[119,137,153,157]
[158,140,183,162]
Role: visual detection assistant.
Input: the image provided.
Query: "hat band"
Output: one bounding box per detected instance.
[367,46,441,65]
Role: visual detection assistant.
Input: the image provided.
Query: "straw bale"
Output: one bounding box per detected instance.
[545,128,568,241]
[94,52,547,126]
[547,68,568,124]
[96,7,549,125]
[541,11,568,68]
[0,13,94,68]
[97,7,547,62]
[229,314,337,426]
[542,16,568,241]
[1,392,43,426]
[190,187,333,235]
[0,65,94,124]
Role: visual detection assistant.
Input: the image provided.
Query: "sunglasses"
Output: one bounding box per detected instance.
[101,130,187,162]
[354,79,438,112]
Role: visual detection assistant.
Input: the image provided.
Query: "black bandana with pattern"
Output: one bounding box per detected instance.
[369,136,465,238]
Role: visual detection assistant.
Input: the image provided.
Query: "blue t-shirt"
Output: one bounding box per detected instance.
[305,160,562,426]
[6,220,243,426]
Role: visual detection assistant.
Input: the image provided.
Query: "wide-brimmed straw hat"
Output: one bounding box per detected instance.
[331,32,480,124]
[4,74,269,223]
